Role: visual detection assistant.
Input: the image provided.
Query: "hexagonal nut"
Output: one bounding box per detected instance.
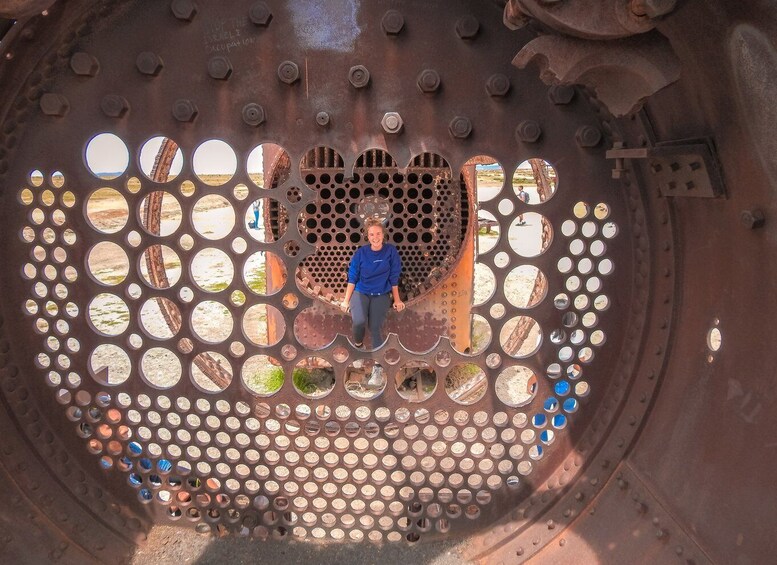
[208,56,232,80]
[100,94,129,118]
[381,9,405,35]
[548,84,575,105]
[248,1,272,26]
[136,52,164,76]
[516,120,542,143]
[39,93,69,117]
[740,209,765,229]
[316,112,330,127]
[70,52,99,77]
[242,103,265,127]
[277,61,300,84]
[455,15,480,39]
[576,125,602,148]
[349,65,370,89]
[171,0,197,21]
[172,99,198,122]
[417,69,441,93]
[449,116,472,139]
[486,73,510,97]
[381,112,403,134]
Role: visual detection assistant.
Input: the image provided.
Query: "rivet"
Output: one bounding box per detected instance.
[69,52,99,77]
[277,61,300,84]
[316,112,330,127]
[486,73,510,97]
[455,15,480,39]
[516,120,541,143]
[449,116,472,139]
[248,2,272,26]
[559,538,566,547]
[675,546,684,555]
[576,125,602,148]
[207,56,232,80]
[136,52,163,76]
[171,0,197,21]
[349,65,370,88]
[381,10,405,35]
[39,93,69,117]
[172,99,198,122]
[417,69,441,93]
[100,95,129,118]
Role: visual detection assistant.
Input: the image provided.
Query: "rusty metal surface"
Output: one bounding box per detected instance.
[0,0,774,564]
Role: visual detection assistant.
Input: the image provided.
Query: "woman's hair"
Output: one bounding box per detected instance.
[363,217,387,240]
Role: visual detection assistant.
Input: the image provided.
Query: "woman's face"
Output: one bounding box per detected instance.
[368,225,384,247]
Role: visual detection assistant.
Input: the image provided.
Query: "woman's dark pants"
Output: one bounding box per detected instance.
[351,292,391,348]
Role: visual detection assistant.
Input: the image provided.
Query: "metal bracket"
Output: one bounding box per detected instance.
[607,137,726,198]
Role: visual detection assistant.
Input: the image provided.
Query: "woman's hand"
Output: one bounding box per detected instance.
[393,300,406,312]
[340,301,350,313]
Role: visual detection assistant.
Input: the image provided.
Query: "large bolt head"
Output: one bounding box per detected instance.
[248,1,272,26]
[136,52,164,76]
[455,15,480,39]
[349,65,370,89]
[277,61,300,84]
[381,9,405,35]
[316,112,330,127]
[449,116,472,139]
[171,0,197,21]
[548,84,575,105]
[70,52,99,77]
[39,93,69,117]
[242,103,265,127]
[486,73,510,97]
[381,112,403,134]
[576,125,602,148]
[417,69,441,93]
[516,120,542,143]
[100,94,129,118]
[208,56,232,80]
[172,99,198,122]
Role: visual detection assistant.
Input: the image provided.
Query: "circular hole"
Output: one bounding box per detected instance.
[598,259,614,276]
[85,133,130,180]
[139,137,183,183]
[139,191,183,237]
[396,361,436,402]
[473,263,496,306]
[505,265,547,309]
[499,316,542,358]
[242,355,284,396]
[497,198,514,216]
[191,352,232,393]
[445,363,486,405]
[89,344,131,385]
[476,210,500,254]
[512,159,557,205]
[593,203,610,220]
[139,245,181,288]
[88,293,130,336]
[140,348,182,388]
[191,301,233,344]
[248,143,290,189]
[345,359,386,400]
[86,188,129,234]
[293,357,335,399]
[243,251,287,296]
[247,198,288,243]
[454,314,491,356]
[602,222,618,239]
[193,140,237,186]
[191,248,234,293]
[139,297,181,340]
[242,304,285,347]
[561,220,577,237]
[508,213,552,257]
[87,242,130,286]
[193,194,235,240]
[493,251,510,269]
[495,366,537,407]
[573,202,590,219]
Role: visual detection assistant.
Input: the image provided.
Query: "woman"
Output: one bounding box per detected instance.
[341,218,405,348]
